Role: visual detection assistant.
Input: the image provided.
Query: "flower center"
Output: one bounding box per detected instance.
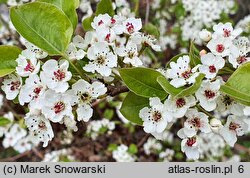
[80,92,91,102]
[186,137,196,147]
[190,117,201,128]
[204,90,215,99]
[216,44,225,53]
[54,101,65,114]
[105,33,111,42]
[126,22,134,33]
[97,56,106,65]
[152,111,162,122]
[98,20,104,26]
[111,18,116,24]
[176,98,186,108]
[237,56,247,64]
[10,81,21,91]
[54,70,66,81]
[229,122,240,131]
[24,61,35,72]
[223,28,231,37]
[181,70,192,79]
[223,95,233,106]
[209,65,216,73]
[33,87,42,98]
[38,121,47,130]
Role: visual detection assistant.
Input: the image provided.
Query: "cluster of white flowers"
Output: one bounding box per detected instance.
[139,22,250,160]
[180,0,236,44]
[112,144,136,162]
[143,137,162,155]
[86,118,115,140]
[1,112,39,153]
[236,15,250,34]
[42,149,76,162]
[159,148,175,162]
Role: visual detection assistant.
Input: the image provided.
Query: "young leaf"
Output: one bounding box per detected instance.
[143,23,160,39]
[120,92,149,125]
[10,2,73,55]
[38,0,79,29]
[189,41,201,67]
[82,16,94,31]
[0,46,21,77]
[157,76,183,96]
[175,73,205,98]
[128,144,138,154]
[96,0,115,16]
[0,117,11,126]
[220,62,250,106]
[119,67,168,99]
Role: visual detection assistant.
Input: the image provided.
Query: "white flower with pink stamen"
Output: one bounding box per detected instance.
[139,97,173,134]
[199,52,225,79]
[18,74,46,105]
[123,17,142,34]
[41,90,73,123]
[167,55,200,88]
[177,130,200,160]
[16,49,40,77]
[207,37,233,57]
[195,79,221,112]
[40,59,72,93]
[1,74,22,100]
[219,115,248,147]
[164,95,196,118]
[91,14,111,30]
[212,22,242,40]
[179,109,211,138]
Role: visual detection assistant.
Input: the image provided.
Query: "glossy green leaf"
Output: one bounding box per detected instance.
[175,73,205,98]
[96,0,115,16]
[0,46,21,77]
[82,16,94,31]
[220,62,250,106]
[189,42,201,67]
[0,117,11,126]
[157,76,183,96]
[38,0,79,29]
[120,92,149,125]
[143,23,160,39]
[10,2,73,55]
[119,67,168,99]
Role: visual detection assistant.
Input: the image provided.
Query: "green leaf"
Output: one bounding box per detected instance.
[175,73,205,98]
[157,74,205,98]
[189,42,201,67]
[166,53,188,68]
[96,0,115,16]
[119,67,168,99]
[108,143,118,151]
[103,109,114,119]
[128,144,138,154]
[220,62,250,106]
[38,0,79,29]
[120,92,149,125]
[143,23,160,39]
[0,46,21,77]
[82,16,94,31]
[157,76,183,96]
[10,2,73,55]
[0,117,11,126]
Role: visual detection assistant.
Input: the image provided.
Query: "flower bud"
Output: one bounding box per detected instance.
[199,49,207,56]
[210,118,222,133]
[199,29,212,42]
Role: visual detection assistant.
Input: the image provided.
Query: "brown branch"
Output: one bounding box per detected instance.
[107,85,129,97]
[137,134,150,148]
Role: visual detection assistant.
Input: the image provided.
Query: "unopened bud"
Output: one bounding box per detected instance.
[199,29,212,42]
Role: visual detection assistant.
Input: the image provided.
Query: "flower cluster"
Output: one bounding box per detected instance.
[139,22,250,160]
[112,144,136,162]
[86,118,115,140]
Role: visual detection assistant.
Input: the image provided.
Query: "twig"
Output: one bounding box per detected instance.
[107,86,129,97]
[137,134,150,148]
[0,150,31,162]
[32,148,44,160]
